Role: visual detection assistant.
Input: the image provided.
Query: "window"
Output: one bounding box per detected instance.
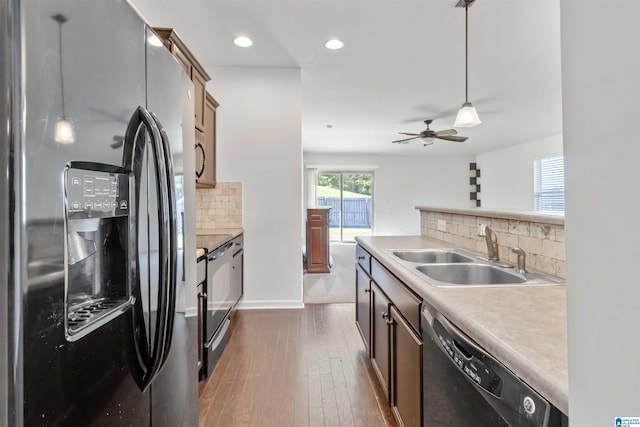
[315,172,373,242]
[534,155,564,213]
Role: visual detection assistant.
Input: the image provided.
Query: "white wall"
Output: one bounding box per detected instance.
[207,67,303,309]
[303,153,474,235]
[476,134,563,210]
[561,2,640,425]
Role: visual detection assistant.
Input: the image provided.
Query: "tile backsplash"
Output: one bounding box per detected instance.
[196,182,243,232]
[420,209,566,279]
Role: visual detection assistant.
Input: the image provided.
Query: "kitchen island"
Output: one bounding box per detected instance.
[355,235,568,417]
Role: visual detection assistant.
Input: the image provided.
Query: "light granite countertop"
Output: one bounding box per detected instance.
[196,228,244,257]
[356,235,568,415]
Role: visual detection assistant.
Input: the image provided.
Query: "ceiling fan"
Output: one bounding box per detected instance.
[392,119,468,146]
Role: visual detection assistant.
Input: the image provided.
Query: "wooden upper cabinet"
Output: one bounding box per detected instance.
[196,93,218,188]
[192,70,206,131]
[153,27,217,188]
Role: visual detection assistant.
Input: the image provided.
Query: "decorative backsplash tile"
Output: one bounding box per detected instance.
[420,210,566,279]
[196,182,243,232]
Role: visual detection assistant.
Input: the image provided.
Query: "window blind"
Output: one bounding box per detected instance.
[534,155,565,212]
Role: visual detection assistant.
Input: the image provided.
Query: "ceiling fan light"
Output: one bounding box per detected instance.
[454,102,481,128]
[420,136,435,146]
[55,118,75,144]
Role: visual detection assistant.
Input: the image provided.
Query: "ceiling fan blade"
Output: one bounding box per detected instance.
[392,136,420,144]
[399,132,419,136]
[434,129,457,137]
[436,135,468,142]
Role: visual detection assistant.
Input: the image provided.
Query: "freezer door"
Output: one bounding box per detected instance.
[145,26,198,427]
[22,0,150,425]
[0,0,19,425]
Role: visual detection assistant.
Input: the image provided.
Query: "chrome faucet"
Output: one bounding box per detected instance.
[477,224,499,261]
[511,247,527,274]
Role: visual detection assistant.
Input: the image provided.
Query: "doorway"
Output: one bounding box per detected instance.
[315,172,373,242]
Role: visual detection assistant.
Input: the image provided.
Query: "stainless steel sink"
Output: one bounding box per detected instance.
[391,250,474,264]
[416,264,526,285]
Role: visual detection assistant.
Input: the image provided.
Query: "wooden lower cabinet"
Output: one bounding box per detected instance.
[390,305,423,427]
[306,208,330,273]
[356,245,423,427]
[355,264,371,352]
[371,281,391,399]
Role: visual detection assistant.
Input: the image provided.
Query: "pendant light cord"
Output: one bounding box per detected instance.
[57,20,66,118]
[465,2,468,104]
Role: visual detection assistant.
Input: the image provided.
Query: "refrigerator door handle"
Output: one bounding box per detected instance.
[122,106,172,390]
[150,112,177,367]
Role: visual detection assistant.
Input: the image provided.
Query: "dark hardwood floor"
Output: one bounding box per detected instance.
[199,303,397,427]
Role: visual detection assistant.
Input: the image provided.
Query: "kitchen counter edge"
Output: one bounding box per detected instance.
[196,228,244,260]
[355,235,568,415]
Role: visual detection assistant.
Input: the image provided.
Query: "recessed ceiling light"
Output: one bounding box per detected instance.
[233,36,253,47]
[325,39,344,50]
[326,124,333,129]
[148,34,163,47]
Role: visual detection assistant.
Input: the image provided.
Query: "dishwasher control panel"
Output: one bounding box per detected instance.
[434,320,503,396]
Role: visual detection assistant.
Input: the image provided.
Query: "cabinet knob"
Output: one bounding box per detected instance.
[364,288,370,294]
[381,312,388,319]
[386,319,394,326]
[358,256,365,260]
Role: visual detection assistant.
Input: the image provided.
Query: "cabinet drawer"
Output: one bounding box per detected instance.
[307,210,328,222]
[356,245,371,274]
[371,258,421,333]
[197,258,206,284]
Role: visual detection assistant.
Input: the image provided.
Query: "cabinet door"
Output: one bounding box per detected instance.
[371,281,391,399]
[194,129,206,186]
[306,221,329,273]
[192,69,206,131]
[172,45,191,76]
[201,96,216,186]
[390,305,423,427]
[355,264,371,353]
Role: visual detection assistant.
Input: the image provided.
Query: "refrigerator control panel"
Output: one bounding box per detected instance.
[65,165,130,219]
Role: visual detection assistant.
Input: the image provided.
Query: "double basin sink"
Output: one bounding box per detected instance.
[387,249,560,287]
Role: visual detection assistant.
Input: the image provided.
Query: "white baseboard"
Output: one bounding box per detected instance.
[237,300,304,310]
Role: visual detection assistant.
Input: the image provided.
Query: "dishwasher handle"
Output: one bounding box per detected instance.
[208,241,234,262]
[421,305,553,427]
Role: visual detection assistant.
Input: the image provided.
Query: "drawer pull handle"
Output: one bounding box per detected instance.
[386,319,394,326]
[358,256,365,260]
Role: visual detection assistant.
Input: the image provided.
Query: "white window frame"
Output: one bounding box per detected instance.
[534,154,565,213]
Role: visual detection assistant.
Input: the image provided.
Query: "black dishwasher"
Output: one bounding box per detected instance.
[421,303,567,427]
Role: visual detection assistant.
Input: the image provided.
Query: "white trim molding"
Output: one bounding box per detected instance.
[237,300,305,310]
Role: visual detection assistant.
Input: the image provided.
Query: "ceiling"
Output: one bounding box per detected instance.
[129,0,562,156]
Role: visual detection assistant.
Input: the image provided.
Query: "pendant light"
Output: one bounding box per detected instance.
[53,14,75,144]
[454,0,481,128]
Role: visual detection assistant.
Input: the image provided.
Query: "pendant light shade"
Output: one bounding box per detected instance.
[53,14,75,144]
[454,102,481,128]
[454,0,481,128]
[55,118,75,144]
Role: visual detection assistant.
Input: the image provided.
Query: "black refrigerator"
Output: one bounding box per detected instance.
[0,0,198,425]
